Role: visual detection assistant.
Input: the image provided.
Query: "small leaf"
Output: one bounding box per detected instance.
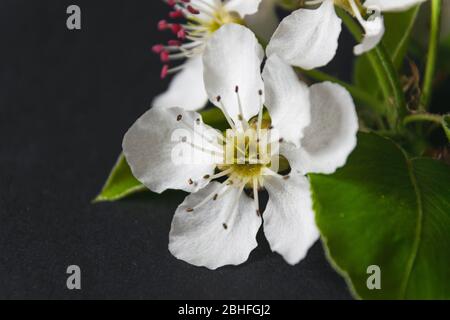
[93,154,146,202]
[310,132,450,299]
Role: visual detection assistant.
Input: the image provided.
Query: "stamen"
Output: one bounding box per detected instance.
[189,178,233,212]
[257,89,264,139]
[235,85,249,130]
[252,177,260,217]
[154,0,231,80]
[222,180,247,230]
[216,95,237,131]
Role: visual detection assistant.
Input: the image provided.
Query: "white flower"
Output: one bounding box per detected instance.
[123,24,358,269]
[151,0,262,111]
[266,0,427,69]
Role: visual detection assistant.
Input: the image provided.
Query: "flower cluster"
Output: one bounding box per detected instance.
[122,0,430,269]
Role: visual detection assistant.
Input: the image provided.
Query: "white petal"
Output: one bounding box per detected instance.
[152,57,208,111]
[225,0,262,16]
[262,54,311,146]
[266,0,342,70]
[169,182,262,269]
[354,10,385,55]
[189,0,220,20]
[263,173,319,265]
[245,0,279,41]
[364,0,427,12]
[123,107,220,193]
[283,82,358,175]
[203,24,265,123]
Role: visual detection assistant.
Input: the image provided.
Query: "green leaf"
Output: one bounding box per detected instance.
[93,153,147,202]
[353,6,420,96]
[94,107,229,202]
[310,132,450,299]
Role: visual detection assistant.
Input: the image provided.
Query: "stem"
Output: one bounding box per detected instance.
[375,44,408,120]
[337,8,408,127]
[297,68,385,114]
[420,0,442,110]
[336,8,392,101]
[403,113,443,126]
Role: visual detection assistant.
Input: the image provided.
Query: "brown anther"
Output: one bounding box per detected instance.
[177,114,183,121]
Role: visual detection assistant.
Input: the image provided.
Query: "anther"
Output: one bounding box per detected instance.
[188,178,193,185]
[222,223,228,230]
[177,114,183,121]
[187,5,200,15]
[203,175,210,179]
[161,65,169,79]
[186,208,194,212]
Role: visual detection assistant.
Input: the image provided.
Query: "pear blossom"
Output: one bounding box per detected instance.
[124,24,358,269]
[266,0,428,70]
[151,0,262,111]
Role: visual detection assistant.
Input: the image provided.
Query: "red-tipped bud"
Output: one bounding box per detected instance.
[160,51,170,62]
[158,20,169,31]
[152,44,165,54]
[168,40,182,47]
[169,10,184,19]
[187,5,200,15]
[177,28,186,39]
[161,65,169,79]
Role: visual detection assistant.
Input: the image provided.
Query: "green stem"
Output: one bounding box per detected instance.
[297,68,384,114]
[374,44,408,120]
[336,8,391,102]
[420,0,442,110]
[403,113,443,126]
[337,8,408,127]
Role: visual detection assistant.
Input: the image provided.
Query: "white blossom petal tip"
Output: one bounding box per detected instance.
[169,182,262,270]
[263,173,320,265]
[363,0,427,12]
[262,54,311,146]
[203,23,265,123]
[283,82,358,175]
[152,57,208,111]
[123,107,219,194]
[266,0,342,69]
[225,0,262,17]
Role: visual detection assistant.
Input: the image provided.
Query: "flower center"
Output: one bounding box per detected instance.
[217,114,278,188]
[152,0,243,79]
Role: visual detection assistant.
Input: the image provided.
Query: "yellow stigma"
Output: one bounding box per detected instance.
[189,7,244,35]
[207,9,243,33]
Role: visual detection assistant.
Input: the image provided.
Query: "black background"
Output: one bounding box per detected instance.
[0,0,355,299]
